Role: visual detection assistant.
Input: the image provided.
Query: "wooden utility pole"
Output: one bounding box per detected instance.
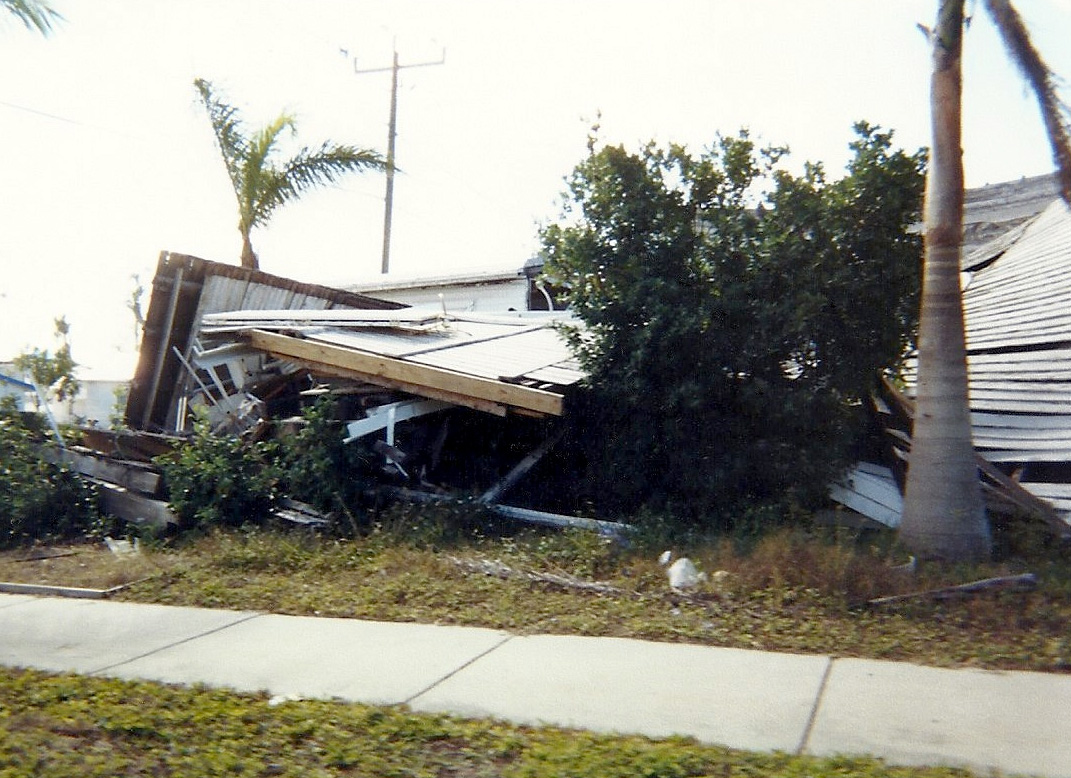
[354,46,444,274]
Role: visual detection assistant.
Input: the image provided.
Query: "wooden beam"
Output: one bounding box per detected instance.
[60,449,161,496]
[93,480,176,530]
[275,357,509,417]
[246,329,564,417]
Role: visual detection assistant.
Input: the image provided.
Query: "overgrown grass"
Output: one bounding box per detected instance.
[0,666,988,777]
[109,513,1071,673]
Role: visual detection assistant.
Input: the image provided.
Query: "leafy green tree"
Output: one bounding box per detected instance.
[194,78,387,270]
[899,0,1071,561]
[2,0,60,35]
[542,124,925,529]
[275,398,376,519]
[14,316,80,410]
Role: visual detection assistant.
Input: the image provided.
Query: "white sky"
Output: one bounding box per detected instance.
[1,0,1069,377]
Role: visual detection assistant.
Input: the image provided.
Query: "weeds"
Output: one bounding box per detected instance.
[107,521,1071,673]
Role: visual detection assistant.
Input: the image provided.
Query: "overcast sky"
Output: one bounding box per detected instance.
[1,0,1070,376]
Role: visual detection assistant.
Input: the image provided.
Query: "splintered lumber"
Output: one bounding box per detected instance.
[865,573,1038,608]
[272,498,331,527]
[479,428,566,504]
[58,448,161,496]
[92,480,176,530]
[448,556,627,595]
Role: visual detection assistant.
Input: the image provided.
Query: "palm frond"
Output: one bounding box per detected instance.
[240,114,297,231]
[249,144,386,229]
[194,78,251,202]
[3,0,61,35]
[194,77,387,269]
[984,0,1071,202]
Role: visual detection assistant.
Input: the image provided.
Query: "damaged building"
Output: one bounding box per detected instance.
[97,251,598,533]
[64,174,1071,539]
[835,193,1071,538]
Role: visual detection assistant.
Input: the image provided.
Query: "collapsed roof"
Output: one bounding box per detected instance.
[127,252,406,432]
[126,251,582,435]
[840,200,1071,534]
[113,251,591,532]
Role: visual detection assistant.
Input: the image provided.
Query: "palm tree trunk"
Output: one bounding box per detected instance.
[898,0,990,561]
[240,232,259,271]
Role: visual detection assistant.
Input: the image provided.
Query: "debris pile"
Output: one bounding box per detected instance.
[75,252,598,534]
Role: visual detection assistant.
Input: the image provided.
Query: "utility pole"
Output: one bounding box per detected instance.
[354,45,445,274]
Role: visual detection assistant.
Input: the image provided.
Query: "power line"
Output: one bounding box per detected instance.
[0,98,85,126]
[0,97,150,143]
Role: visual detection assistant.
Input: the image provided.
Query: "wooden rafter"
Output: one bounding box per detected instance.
[245,329,564,417]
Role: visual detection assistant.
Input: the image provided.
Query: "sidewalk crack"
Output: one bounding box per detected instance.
[89,612,264,676]
[796,657,834,755]
[403,634,515,706]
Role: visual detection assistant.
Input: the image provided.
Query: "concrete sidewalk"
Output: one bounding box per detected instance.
[1,592,1068,777]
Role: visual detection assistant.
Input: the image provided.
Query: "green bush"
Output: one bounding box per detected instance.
[157,399,385,535]
[155,412,279,530]
[275,397,377,520]
[0,400,98,548]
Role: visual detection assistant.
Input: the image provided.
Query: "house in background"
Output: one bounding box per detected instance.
[0,364,33,410]
[65,369,129,428]
[347,256,565,313]
[0,361,127,427]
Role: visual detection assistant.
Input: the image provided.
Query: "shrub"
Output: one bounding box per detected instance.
[275,398,377,521]
[0,400,98,548]
[542,124,926,530]
[155,412,279,530]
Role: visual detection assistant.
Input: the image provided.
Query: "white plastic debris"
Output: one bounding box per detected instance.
[268,693,304,707]
[666,557,706,591]
[104,537,140,558]
[657,550,673,566]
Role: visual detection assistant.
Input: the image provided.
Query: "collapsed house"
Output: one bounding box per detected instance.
[76,187,1071,538]
[94,251,597,532]
[835,197,1071,537]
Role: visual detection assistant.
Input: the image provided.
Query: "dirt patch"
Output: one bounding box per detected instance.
[0,542,168,591]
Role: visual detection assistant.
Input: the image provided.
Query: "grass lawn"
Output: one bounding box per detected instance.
[75,515,1071,674]
[0,665,985,778]
[2,515,1067,777]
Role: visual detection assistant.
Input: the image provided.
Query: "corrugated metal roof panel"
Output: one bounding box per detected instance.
[212,310,585,392]
[309,328,458,358]
[522,362,586,385]
[409,327,577,384]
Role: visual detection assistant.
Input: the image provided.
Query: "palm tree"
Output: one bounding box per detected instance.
[194,78,386,270]
[898,0,1071,561]
[2,0,60,35]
